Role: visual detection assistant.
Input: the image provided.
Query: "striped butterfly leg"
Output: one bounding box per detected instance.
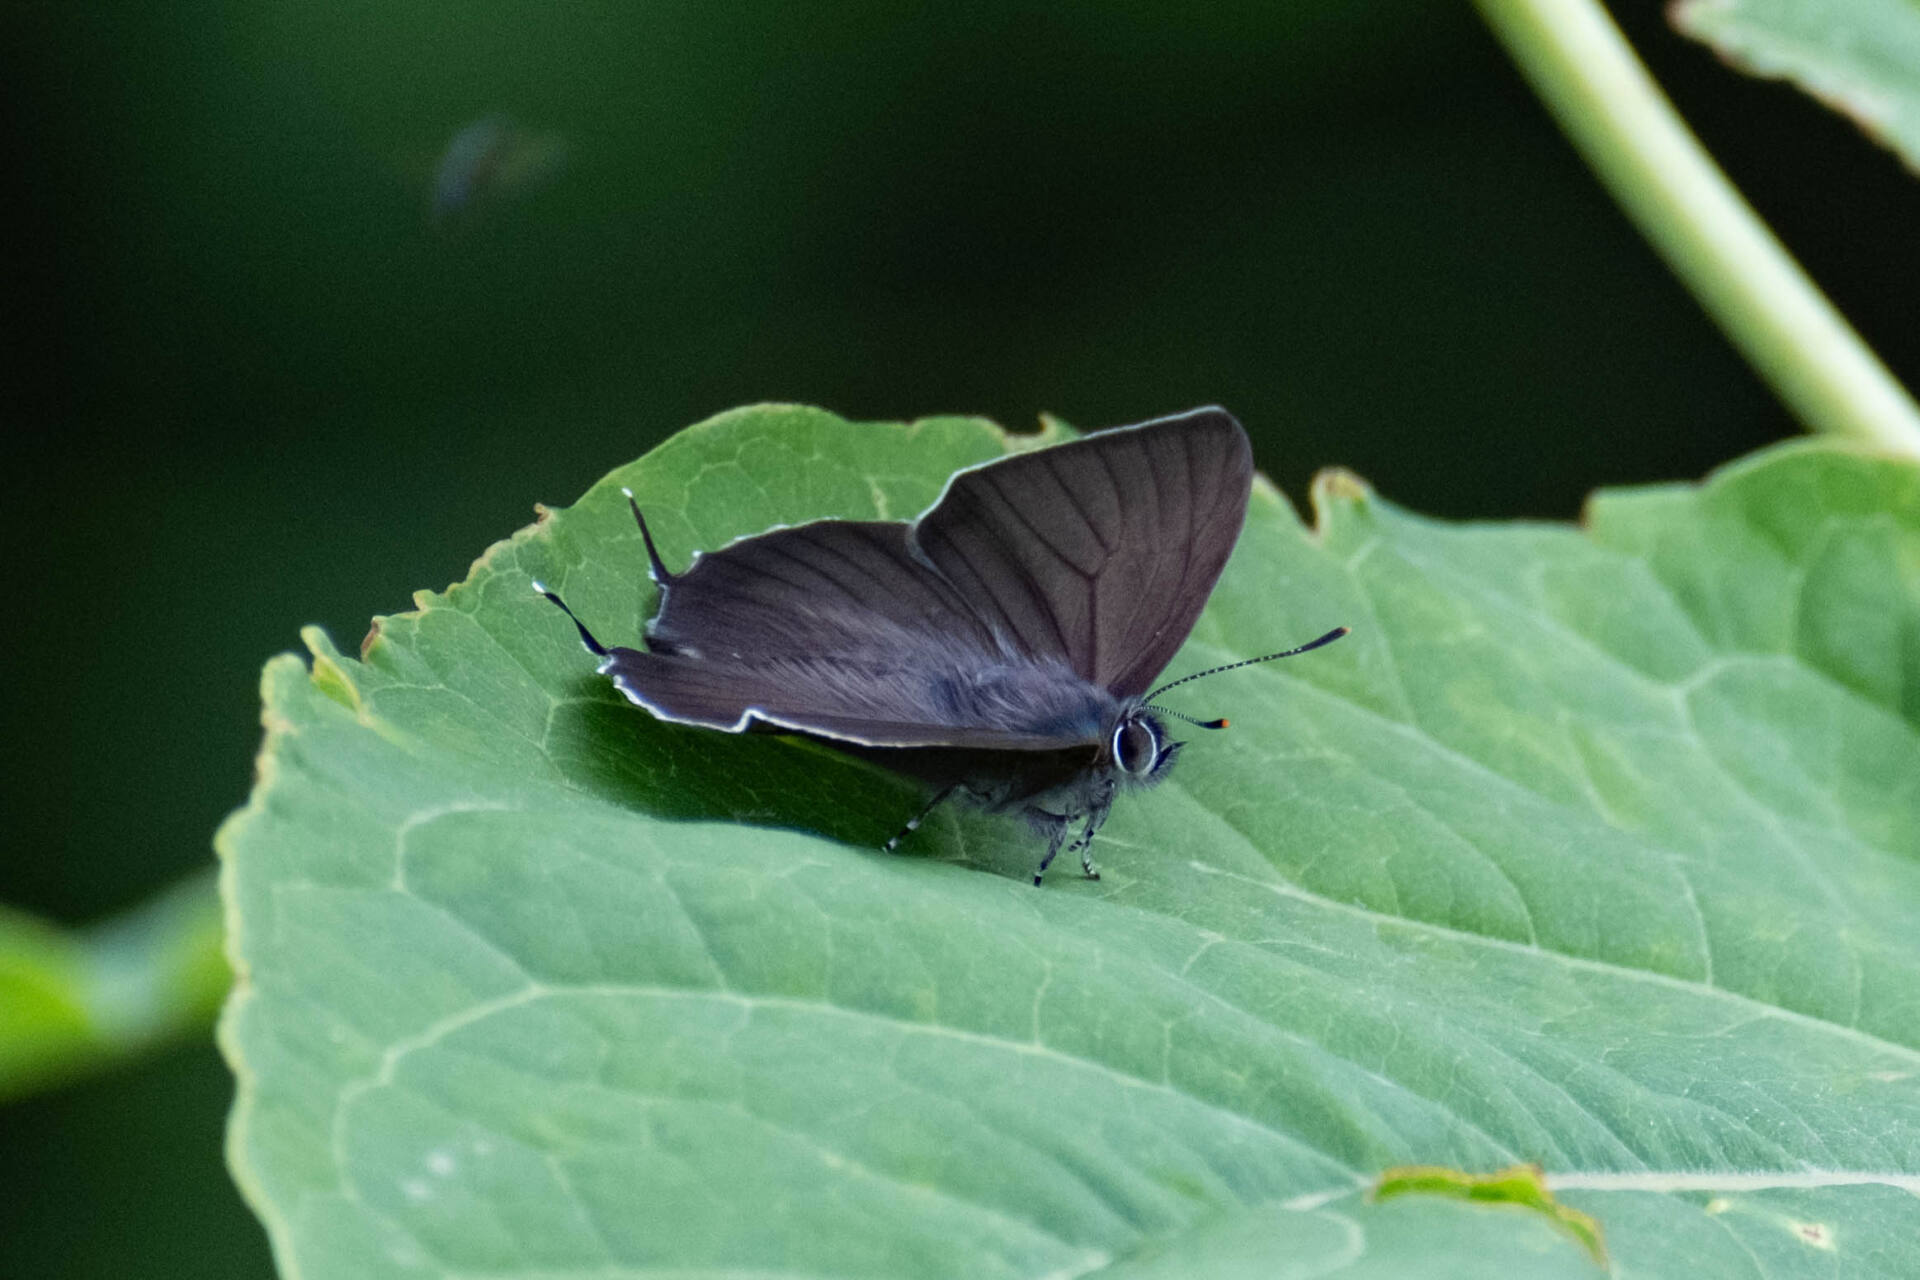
[1068,782,1116,881]
[1070,822,1101,881]
[883,785,958,854]
[1065,812,1108,881]
[1030,809,1073,886]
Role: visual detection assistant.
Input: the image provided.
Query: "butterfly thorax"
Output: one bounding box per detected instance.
[925,656,1116,742]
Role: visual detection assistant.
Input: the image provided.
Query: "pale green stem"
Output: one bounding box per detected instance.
[0,868,228,1101]
[1474,0,1920,458]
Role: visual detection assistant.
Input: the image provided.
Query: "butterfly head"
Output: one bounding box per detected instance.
[1110,709,1183,782]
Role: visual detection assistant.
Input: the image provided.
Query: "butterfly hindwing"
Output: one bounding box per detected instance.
[602,521,1114,748]
[643,521,994,666]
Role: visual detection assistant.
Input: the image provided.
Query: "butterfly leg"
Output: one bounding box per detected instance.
[1075,823,1101,881]
[884,785,957,853]
[1030,810,1071,886]
[1066,813,1106,880]
[1073,784,1116,880]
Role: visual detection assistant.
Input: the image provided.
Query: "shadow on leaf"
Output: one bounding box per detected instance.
[543,677,959,863]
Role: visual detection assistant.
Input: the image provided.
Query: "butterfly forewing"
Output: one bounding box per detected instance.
[1106,410,1252,695]
[913,406,1252,698]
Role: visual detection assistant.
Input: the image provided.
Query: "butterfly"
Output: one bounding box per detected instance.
[537,407,1347,883]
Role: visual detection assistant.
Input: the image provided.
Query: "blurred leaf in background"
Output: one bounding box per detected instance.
[1675,0,1920,173]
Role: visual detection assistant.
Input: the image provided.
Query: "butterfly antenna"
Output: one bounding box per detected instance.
[530,580,609,657]
[622,487,678,584]
[1144,626,1350,703]
[1149,705,1231,730]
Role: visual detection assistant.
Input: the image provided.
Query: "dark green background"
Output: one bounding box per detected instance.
[8,2,1917,1275]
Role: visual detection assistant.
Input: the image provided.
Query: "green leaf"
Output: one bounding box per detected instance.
[219,406,1920,1278]
[1673,0,1920,174]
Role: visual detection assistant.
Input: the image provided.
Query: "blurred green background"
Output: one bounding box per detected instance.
[8,1,1918,1274]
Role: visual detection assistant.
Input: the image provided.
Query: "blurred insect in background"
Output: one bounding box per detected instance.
[429,114,568,226]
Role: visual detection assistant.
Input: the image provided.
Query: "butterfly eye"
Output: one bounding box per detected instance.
[1112,718,1160,775]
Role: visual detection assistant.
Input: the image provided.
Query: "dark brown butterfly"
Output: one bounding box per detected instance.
[538,408,1346,883]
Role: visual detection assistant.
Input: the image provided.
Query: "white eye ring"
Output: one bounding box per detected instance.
[1112,719,1157,775]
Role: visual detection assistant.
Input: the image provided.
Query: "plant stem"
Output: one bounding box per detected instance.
[1473,0,1920,458]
